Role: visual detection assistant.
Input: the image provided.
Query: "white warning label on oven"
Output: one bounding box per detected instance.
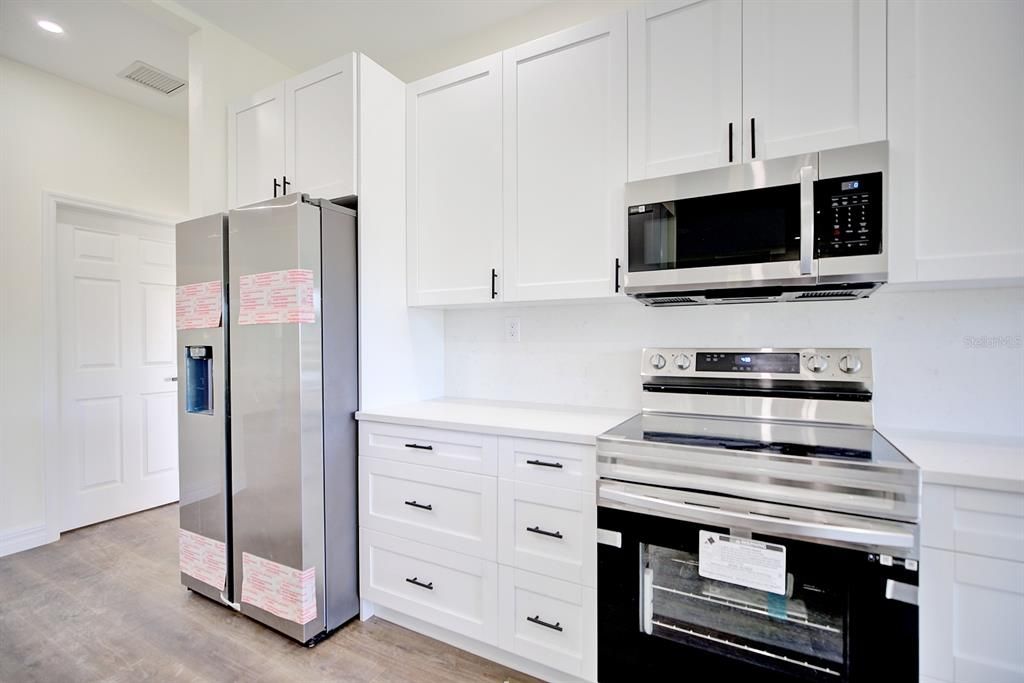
[698,530,787,595]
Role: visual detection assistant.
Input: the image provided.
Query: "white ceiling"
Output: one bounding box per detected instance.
[0,0,191,119]
[177,0,552,75]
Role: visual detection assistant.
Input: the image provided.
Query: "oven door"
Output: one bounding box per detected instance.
[624,152,818,295]
[597,485,918,682]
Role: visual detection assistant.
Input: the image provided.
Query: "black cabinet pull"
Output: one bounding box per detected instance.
[404,500,432,511]
[404,443,433,451]
[728,122,734,163]
[273,177,281,198]
[614,257,621,293]
[750,118,756,159]
[491,268,498,299]
[527,615,563,632]
[527,526,563,539]
[526,459,563,469]
[405,577,433,590]
[282,175,291,193]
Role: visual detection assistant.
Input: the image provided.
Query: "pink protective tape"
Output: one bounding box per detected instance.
[178,529,227,591]
[176,280,223,330]
[240,552,317,624]
[237,269,315,325]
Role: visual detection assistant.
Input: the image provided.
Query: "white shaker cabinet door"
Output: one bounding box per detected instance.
[741,0,886,162]
[227,83,286,209]
[285,54,357,202]
[887,0,1024,284]
[628,0,742,180]
[407,54,503,306]
[502,15,627,302]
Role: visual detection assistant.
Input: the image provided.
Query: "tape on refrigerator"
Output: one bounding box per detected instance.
[240,552,317,624]
[237,269,315,325]
[175,280,222,330]
[178,528,227,591]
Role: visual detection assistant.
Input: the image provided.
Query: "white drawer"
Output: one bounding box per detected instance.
[923,483,1024,562]
[359,529,498,645]
[359,457,497,560]
[498,437,595,491]
[359,421,498,475]
[499,480,596,587]
[499,566,597,681]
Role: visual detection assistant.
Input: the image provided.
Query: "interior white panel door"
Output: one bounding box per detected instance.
[228,83,285,208]
[57,208,178,531]
[285,54,357,201]
[407,54,503,306]
[503,14,627,302]
[741,0,886,161]
[628,0,742,180]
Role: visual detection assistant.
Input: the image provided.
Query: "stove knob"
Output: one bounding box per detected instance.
[675,354,691,370]
[839,355,862,374]
[649,353,667,370]
[806,354,828,373]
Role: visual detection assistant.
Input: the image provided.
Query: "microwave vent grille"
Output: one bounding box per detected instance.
[644,296,700,306]
[793,290,862,300]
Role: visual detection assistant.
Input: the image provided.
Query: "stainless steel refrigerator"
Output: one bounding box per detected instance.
[175,194,359,644]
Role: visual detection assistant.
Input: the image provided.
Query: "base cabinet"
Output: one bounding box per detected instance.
[358,421,597,681]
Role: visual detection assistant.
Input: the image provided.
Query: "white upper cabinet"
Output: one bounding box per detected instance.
[285,55,357,201]
[407,55,503,306]
[502,15,627,302]
[887,0,1024,284]
[742,0,886,161]
[628,0,742,180]
[228,55,357,209]
[228,83,286,208]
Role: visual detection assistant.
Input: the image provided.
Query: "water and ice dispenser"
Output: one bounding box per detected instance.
[184,345,213,415]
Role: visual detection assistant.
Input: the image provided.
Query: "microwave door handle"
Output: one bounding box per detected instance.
[600,485,915,550]
[799,165,816,275]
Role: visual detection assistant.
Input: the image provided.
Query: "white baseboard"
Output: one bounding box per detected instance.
[0,523,58,559]
[369,602,591,683]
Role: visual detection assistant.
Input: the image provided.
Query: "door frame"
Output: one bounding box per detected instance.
[41,190,182,545]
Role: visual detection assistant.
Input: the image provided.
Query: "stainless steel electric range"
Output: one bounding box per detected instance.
[596,348,921,682]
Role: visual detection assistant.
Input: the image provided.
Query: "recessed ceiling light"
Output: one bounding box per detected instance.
[37,20,64,34]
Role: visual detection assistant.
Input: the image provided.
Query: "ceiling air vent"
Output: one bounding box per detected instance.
[118,61,186,96]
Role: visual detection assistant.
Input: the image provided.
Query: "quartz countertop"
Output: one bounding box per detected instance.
[880,427,1024,494]
[355,398,635,445]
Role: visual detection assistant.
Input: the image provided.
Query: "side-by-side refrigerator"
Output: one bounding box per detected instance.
[175,194,359,644]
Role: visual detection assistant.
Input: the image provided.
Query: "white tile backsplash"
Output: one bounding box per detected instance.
[445,286,1024,438]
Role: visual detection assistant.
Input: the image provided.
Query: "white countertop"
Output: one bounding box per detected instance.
[880,427,1024,494]
[356,398,635,445]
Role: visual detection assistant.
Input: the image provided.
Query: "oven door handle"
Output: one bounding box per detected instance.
[799,164,816,276]
[600,485,915,550]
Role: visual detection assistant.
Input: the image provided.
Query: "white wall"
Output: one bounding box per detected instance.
[0,56,188,546]
[445,286,1024,438]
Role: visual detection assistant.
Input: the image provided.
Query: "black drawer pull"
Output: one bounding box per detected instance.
[404,443,433,451]
[527,615,563,632]
[527,526,563,539]
[404,500,432,511]
[405,577,433,590]
[526,459,563,469]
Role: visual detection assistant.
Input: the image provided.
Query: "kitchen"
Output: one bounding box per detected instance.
[0,1,1021,682]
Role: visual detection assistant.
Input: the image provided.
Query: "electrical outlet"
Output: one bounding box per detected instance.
[505,317,521,343]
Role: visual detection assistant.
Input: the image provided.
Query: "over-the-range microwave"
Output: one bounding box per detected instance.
[624,141,888,306]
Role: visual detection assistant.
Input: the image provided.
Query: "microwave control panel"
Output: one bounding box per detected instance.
[814,171,883,258]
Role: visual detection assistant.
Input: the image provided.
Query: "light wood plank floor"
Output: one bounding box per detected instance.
[0,504,541,682]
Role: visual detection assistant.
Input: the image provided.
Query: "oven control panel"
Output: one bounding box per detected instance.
[643,348,872,384]
[814,171,883,258]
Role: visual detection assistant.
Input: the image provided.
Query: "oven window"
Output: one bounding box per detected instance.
[642,542,845,676]
[628,184,801,272]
